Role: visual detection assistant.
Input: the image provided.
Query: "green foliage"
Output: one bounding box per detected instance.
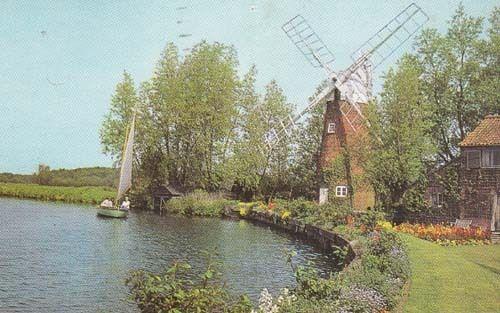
[0,172,34,184]
[166,190,236,217]
[358,208,385,231]
[293,266,340,300]
[300,203,353,230]
[279,228,410,313]
[342,230,411,310]
[126,253,252,313]
[0,182,114,205]
[286,83,327,200]
[100,71,138,162]
[229,67,270,200]
[359,5,499,215]
[0,167,118,188]
[416,5,499,163]
[100,41,299,201]
[47,167,118,187]
[264,198,353,230]
[363,55,435,215]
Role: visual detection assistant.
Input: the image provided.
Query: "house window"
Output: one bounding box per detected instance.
[327,122,335,134]
[335,185,348,197]
[482,149,500,168]
[431,193,443,207]
[466,150,481,169]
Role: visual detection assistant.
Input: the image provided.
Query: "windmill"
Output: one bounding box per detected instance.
[269,3,429,205]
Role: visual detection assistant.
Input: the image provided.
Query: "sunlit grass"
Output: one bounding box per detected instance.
[402,234,500,313]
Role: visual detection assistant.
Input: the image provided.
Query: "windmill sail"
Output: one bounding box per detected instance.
[116,114,135,201]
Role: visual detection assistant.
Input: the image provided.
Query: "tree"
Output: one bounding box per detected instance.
[289,82,327,200]
[229,66,267,199]
[364,55,435,214]
[101,41,242,196]
[258,80,295,200]
[100,71,138,162]
[416,4,500,163]
[178,41,239,190]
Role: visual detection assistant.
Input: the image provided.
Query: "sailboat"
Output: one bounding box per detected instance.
[97,112,136,218]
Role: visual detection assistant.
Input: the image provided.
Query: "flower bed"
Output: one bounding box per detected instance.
[238,203,411,313]
[393,223,490,246]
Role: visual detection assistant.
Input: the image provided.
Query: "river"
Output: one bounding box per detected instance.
[0,198,336,312]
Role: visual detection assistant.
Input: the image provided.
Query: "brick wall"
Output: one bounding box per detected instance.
[317,95,374,210]
[459,147,500,228]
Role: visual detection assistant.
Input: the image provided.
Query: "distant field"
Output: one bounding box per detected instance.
[0,166,118,188]
[0,182,115,205]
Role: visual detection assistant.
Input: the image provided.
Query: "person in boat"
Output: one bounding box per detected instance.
[120,197,130,211]
[100,198,113,208]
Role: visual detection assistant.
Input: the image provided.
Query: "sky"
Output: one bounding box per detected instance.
[0,0,496,173]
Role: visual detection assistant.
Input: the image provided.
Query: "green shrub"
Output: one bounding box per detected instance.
[357,208,385,231]
[293,266,340,300]
[126,253,252,313]
[166,190,236,217]
[340,230,410,310]
[267,199,353,230]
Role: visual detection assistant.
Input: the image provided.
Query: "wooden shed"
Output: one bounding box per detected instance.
[152,184,183,213]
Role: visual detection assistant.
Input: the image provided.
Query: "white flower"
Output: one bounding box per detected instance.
[252,288,297,313]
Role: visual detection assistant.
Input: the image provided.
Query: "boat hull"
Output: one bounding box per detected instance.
[96,208,128,218]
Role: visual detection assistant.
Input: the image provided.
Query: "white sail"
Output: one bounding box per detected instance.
[116,113,135,201]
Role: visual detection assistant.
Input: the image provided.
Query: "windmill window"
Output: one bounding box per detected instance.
[327,123,336,134]
[482,149,500,168]
[466,150,481,169]
[335,185,348,197]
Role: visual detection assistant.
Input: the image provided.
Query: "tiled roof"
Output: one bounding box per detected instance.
[459,115,500,147]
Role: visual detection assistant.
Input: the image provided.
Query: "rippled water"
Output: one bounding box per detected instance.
[0,198,336,312]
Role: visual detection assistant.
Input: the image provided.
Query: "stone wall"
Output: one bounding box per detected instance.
[241,210,358,268]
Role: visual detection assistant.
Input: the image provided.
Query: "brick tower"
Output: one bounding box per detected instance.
[317,89,374,209]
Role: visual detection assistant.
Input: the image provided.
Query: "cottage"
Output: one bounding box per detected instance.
[458,115,500,233]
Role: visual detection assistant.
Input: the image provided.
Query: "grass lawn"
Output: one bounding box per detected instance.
[401,234,500,313]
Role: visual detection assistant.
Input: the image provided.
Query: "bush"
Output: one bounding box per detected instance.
[166,190,236,217]
[342,229,411,310]
[126,253,252,313]
[265,199,353,230]
[357,208,385,232]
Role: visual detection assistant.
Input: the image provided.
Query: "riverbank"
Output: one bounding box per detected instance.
[402,234,500,313]
[0,182,115,205]
[140,193,411,312]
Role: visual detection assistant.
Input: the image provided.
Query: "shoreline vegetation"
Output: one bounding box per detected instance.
[127,191,413,313]
[0,182,115,205]
[132,191,499,312]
